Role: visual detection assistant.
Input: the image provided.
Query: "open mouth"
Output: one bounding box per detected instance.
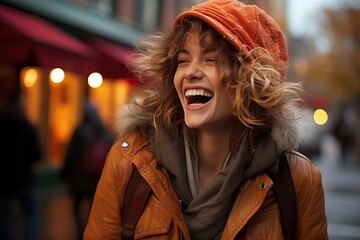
[185,89,213,106]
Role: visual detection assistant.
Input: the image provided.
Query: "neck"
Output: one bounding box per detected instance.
[196,129,231,188]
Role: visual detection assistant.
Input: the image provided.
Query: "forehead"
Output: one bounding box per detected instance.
[183,29,218,49]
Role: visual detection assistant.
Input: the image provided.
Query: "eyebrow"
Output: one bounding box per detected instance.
[178,48,189,54]
[178,46,217,54]
[204,46,217,54]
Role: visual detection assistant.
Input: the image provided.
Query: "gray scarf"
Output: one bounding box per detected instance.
[150,125,278,240]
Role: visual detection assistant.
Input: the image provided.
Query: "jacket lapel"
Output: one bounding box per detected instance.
[133,150,192,239]
[222,173,273,239]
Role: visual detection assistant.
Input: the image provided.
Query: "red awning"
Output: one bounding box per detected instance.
[0,5,97,76]
[85,36,136,80]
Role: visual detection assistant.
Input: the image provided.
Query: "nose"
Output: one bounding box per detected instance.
[184,62,203,80]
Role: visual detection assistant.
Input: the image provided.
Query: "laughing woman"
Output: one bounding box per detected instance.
[84,0,328,239]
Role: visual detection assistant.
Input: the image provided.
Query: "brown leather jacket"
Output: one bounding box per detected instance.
[84,131,328,239]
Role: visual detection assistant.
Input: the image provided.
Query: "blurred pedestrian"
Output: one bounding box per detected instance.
[0,64,42,240]
[333,105,357,164]
[62,101,113,239]
[85,0,328,239]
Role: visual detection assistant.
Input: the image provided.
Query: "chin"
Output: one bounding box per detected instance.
[184,122,200,129]
[184,118,203,129]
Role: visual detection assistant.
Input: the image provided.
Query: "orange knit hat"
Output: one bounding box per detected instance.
[174,0,288,77]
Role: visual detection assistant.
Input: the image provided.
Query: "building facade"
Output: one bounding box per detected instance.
[0,0,193,169]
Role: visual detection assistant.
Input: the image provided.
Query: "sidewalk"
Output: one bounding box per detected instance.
[317,162,360,240]
[314,134,360,194]
[314,135,360,239]
[8,183,78,240]
[37,184,79,240]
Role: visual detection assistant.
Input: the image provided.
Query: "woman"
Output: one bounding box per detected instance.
[84,0,328,239]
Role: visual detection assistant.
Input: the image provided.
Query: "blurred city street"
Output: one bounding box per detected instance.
[36,185,78,240]
[314,134,360,240]
[9,171,94,240]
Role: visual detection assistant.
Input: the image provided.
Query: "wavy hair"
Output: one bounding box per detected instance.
[130,17,302,150]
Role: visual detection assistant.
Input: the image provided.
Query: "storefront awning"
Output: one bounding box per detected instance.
[1,0,143,47]
[85,36,136,80]
[0,5,97,76]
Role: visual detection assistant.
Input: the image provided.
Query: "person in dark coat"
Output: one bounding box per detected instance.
[0,65,42,240]
[62,101,113,239]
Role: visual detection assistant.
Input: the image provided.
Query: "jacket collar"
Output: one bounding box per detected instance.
[115,100,301,153]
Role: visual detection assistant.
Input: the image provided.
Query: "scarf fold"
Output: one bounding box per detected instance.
[150,124,279,240]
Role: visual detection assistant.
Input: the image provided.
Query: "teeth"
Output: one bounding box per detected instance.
[189,103,203,106]
[185,89,213,97]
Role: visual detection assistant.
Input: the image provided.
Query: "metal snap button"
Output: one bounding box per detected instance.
[121,141,129,148]
[135,226,142,233]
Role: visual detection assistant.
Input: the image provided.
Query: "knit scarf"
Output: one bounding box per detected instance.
[150,125,278,240]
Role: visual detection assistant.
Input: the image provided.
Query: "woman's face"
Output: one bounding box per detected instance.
[173,31,235,132]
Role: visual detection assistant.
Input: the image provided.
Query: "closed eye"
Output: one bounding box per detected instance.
[178,50,190,65]
[178,59,188,64]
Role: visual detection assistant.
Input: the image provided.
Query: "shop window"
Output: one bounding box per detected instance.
[21,66,134,168]
[89,79,132,132]
[136,0,162,31]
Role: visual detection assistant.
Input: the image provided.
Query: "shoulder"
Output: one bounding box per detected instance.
[108,130,151,163]
[286,151,322,182]
[105,130,153,177]
[97,130,154,201]
[285,151,325,206]
[285,154,328,238]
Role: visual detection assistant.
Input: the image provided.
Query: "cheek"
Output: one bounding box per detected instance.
[217,83,234,109]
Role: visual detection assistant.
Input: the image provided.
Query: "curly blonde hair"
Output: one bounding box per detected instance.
[130,17,302,150]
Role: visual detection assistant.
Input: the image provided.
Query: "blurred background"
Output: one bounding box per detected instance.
[0,0,359,239]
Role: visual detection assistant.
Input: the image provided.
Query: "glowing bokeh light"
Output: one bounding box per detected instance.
[50,68,65,83]
[23,68,38,88]
[313,109,328,125]
[88,72,103,88]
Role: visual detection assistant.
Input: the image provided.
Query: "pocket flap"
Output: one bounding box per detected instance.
[134,196,173,239]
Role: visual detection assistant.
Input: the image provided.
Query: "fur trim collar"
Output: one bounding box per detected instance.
[115,100,300,153]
